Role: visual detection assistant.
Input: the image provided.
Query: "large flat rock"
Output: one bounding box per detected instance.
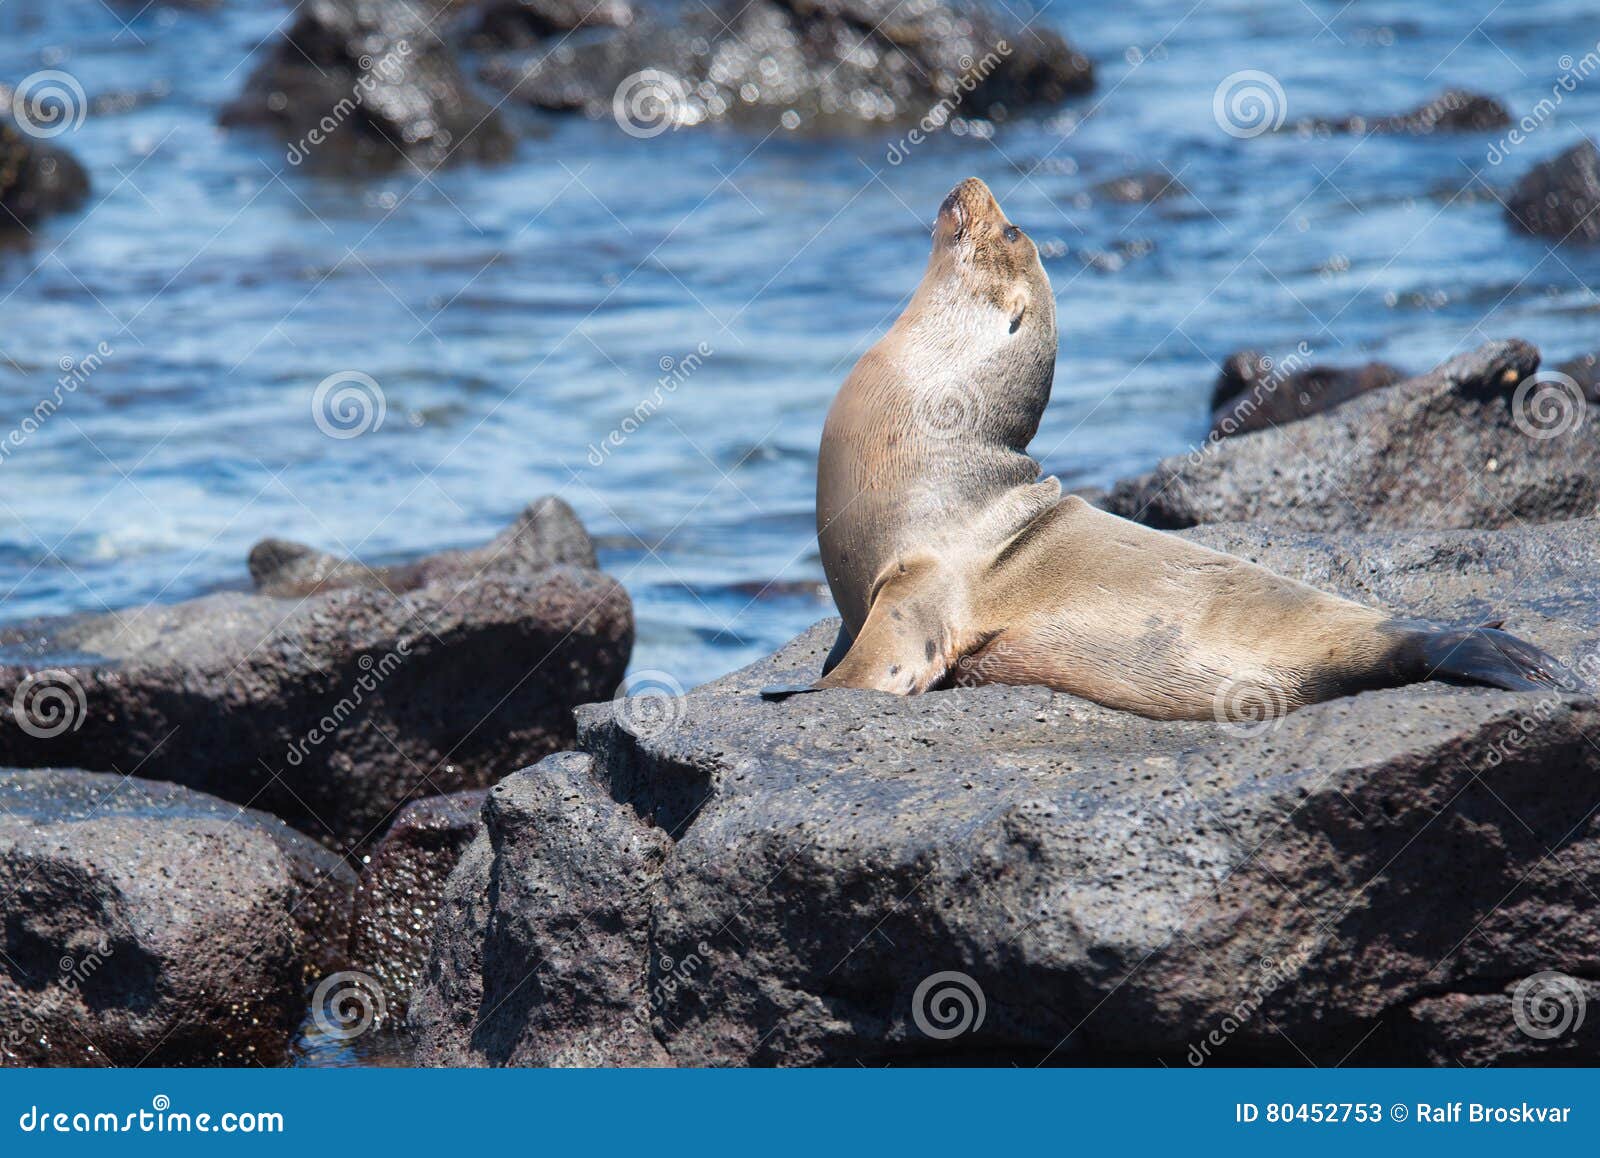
[0,769,354,1066]
[1105,340,1600,531]
[0,499,632,847]
[415,517,1600,1066]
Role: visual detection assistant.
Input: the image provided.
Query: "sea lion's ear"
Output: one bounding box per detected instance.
[1006,287,1028,333]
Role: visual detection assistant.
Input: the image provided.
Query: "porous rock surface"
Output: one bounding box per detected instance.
[415,517,1600,1066]
[0,498,631,846]
[0,769,354,1066]
[221,0,515,170]
[1208,349,1405,438]
[1296,89,1510,136]
[348,788,487,1019]
[1107,339,1600,531]
[481,0,1093,134]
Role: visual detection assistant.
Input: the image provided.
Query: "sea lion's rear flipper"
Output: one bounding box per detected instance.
[761,558,965,698]
[1394,620,1579,692]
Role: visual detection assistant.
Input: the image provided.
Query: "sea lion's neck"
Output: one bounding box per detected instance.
[883,303,1054,460]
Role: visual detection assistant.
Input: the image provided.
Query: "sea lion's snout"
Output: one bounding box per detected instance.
[937,189,965,232]
[935,177,1001,241]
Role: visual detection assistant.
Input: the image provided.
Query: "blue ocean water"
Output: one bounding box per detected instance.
[1,0,1596,694]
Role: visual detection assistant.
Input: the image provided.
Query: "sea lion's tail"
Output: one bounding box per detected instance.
[1392,620,1580,693]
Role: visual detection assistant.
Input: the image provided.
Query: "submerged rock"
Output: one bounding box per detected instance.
[0,119,89,232]
[414,515,1600,1066]
[480,0,1092,134]
[1209,349,1405,437]
[0,769,354,1066]
[1504,140,1600,246]
[349,788,487,1019]
[1554,351,1600,404]
[1107,339,1600,531]
[1296,89,1511,135]
[0,499,632,846]
[221,0,515,170]
[1091,171,1187,204]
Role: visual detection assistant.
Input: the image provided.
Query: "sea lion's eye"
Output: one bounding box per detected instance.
[1002,225,1021,243]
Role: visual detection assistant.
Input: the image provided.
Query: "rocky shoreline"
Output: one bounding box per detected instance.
[413,515,1600,1067]
[0,498,629,1064]
[4,333,1597,1067]
[6,0,1600,1070]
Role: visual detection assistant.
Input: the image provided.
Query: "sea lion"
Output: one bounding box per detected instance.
[767,177,1571,720]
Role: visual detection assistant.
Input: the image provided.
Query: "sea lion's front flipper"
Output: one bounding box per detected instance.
[820,623,854,676]
[761,557,966,698]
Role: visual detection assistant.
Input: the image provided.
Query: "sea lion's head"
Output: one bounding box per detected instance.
[925,177,1053,342]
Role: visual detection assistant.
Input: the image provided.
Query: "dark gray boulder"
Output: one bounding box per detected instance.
[1209,349,1405,438]
[1400,978,1600,1067]
[1107,339,1600,531]
[480,0,1092,134]
[249,495,598,597]
[0,118,89,232]
[0,499,632,847]
[348,788,487,1020]
[1091,171,1187,204]
[1296,89,1511,136]
[461,0,634,50]
[413,752,672,1065]
[221,0,515,171]
[1554,350,1600,404]
[1505,140,1600,246]
[414,516,1600,1066]
[0,769,354,1066]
